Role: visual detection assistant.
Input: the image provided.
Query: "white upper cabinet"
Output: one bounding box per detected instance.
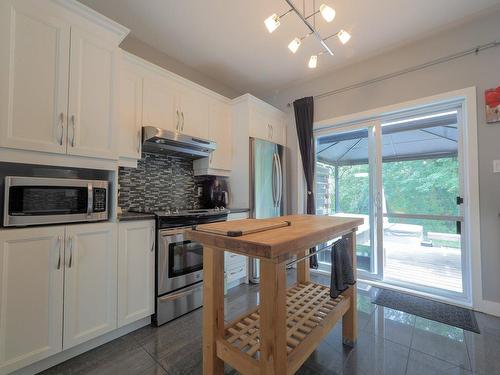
[0,0,70,154]
[67,27,118,159]
[63,223,117,350]
[249,101,286,146]
[143,74,177,132]
[117,220,155,327]
[175,85,209,139]
[0,226,65,375]
[0,0,128,162]
[118,55,143,160]
[193,99,232,176]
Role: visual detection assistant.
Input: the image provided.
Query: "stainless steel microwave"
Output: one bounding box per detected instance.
[3,176,108,227]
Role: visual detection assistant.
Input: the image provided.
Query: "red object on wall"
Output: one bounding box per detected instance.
[485,87,500,123]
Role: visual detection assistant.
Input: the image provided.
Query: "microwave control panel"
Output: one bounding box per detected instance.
[93,188,107,212]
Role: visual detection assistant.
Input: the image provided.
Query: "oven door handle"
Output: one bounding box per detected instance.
[159,283,203,302]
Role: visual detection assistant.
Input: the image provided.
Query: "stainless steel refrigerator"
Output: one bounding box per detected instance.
[249,138,284,283]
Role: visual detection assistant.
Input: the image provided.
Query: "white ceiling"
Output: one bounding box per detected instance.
[79,0,500,98]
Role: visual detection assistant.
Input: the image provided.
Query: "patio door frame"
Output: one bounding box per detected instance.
[314,120,384,282]
[310,87,480,309]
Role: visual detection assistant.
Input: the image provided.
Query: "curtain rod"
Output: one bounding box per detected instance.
[286,39,500,107]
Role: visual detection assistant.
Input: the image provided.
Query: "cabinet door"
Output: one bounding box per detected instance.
[117,220,155,327]
[143,76,177,131]
[249,107,271,142]
[0,0,69,154]
[208,101,232,171]
[67,27,117,159]
[177,86,209,139]
[268,114,286,146]
[63,223,117,349]
[0,226,64,374]
[118,60,143,160]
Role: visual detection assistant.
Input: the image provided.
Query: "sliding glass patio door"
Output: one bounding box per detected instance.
[315,121,383,280]
[314,103,467,301]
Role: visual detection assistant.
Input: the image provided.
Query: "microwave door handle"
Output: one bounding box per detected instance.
[87,183,93,216]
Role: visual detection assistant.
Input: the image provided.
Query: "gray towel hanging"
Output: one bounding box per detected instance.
[330,237,356,298]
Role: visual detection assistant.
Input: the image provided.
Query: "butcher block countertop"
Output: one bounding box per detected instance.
[186,214,363,262]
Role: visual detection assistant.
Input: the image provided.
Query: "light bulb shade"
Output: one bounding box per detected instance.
[308,55,318,68]
[264,13,280,33]
[338,29,351,44]
[319,4,336,22]
[288,37,301,53]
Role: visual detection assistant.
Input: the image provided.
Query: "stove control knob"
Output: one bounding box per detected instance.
[174,208,179,214]
[214,207,220,212]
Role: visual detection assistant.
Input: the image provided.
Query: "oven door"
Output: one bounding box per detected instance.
[158,226,204,295]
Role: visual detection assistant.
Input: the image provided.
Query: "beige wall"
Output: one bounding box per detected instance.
[266,9,500,307]
[120,36,242,99]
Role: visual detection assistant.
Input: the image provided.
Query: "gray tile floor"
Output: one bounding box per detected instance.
[40,273,500,375]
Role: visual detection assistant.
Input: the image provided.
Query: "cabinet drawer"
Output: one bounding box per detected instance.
[225,252,246,266]
[226,264,246,282]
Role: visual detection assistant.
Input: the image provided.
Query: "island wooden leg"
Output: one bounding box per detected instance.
[342,231,358,346]
[203,246,225,375]
[259,260,287,375]
[297,249,311,284]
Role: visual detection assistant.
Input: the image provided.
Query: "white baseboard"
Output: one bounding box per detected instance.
[478,299,500,317]
[10,317,151,375]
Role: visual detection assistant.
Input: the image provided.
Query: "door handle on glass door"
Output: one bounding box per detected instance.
[376,192,382,210]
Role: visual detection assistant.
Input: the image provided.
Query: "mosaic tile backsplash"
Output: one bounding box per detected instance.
[118,152,200,212]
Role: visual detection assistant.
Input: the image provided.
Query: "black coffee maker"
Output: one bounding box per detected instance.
[198,176,229,209]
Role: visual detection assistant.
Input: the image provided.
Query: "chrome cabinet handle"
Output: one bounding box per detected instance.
[68,236,73,268]
[181,111,185,131]
[137,129,141,154]
[56,236,62,270]
[70,115,76,147]
[150,228,155,252]
[58,112,64,145]
[210,151,213,164]
[271,125,274,139]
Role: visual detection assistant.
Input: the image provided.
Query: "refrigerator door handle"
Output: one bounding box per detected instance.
[271,153,277,207]
[276,152,283,208]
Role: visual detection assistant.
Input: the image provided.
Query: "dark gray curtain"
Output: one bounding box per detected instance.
[293,96,318,269]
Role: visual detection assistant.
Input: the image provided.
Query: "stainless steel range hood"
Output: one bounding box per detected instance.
[142,126,216,159]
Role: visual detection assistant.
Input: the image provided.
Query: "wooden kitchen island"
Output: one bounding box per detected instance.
[186,214,363,375]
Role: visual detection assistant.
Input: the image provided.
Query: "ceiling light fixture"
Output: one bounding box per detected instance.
[319,4,336,22]
[265,1,351,68]
[288,37,302,53]
[264,9,293,33]
[337,29,351,45]
[308,55,318,68]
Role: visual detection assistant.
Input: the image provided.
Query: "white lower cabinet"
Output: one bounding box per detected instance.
[0,222,118,374]
[117,220,155,327]
[63,223,118,350]
[0,226,64,375]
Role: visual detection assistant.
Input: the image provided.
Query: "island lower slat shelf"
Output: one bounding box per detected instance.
[216,282,352,375]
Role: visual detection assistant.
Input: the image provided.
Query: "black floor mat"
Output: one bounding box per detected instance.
[373,289,480,333]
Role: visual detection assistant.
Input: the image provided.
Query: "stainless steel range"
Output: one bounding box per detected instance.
[152,208,228,326]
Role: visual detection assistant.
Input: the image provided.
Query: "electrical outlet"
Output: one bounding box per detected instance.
[494,160,500,173]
